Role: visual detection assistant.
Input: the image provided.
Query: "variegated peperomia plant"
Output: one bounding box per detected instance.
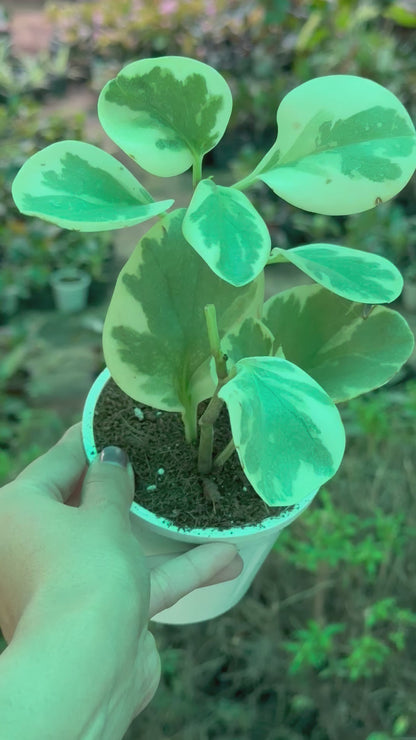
[12,56,416,508]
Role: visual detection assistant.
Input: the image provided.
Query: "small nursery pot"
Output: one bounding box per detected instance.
[82,368,318,625]
[49,268,91,314]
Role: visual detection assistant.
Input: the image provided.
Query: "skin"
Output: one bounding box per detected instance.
[0,422,243,740]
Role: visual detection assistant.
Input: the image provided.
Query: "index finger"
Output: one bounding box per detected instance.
[149,543,243,618]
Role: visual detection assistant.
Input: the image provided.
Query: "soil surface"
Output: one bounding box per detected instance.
[93,377,292,530]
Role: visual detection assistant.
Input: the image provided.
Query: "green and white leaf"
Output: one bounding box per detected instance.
[98,56,233,177]
[183,179,271,286]
[240,75,416,215]
[263,283,414,402]
[103,209,264,440]
[269,243,403,303]
[218,356,346,506]
[222,317,275,365]
[12,141,173,231]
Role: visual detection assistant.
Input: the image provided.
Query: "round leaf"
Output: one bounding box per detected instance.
[12,141,173,231]
[183,179,271,286]
[270,243,403,303]
[98,56,233,177]
[256,75,416,215]
[263,283,415,402]
[222,317,275,365]
[218,356,346,506]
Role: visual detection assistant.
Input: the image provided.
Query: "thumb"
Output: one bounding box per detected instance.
[81,446,136,520]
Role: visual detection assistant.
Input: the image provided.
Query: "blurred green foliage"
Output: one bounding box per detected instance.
[276,486,413,578]
[0,38,72,102]
[0,98,112,317]
[270,381,416,737]
[46,0,416,144]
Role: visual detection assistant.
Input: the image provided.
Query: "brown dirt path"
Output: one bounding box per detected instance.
[2,0,55,55]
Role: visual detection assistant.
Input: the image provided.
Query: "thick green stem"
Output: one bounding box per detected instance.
[192,155,203,189]
[198,389,226,474]
[182,403,197,443]
[204,304,228,381]
[197,304,231,474]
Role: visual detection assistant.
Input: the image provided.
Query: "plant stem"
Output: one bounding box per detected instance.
[192,155,203,188]
[182,404,198,443]
[213,438,236,468]
[198,389,226,474]
[197,304,233,474]
[231,172,258,191]
[232,136,280,192]
[204,304,228,381]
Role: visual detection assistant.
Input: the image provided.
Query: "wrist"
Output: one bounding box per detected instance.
[0,585,142,740]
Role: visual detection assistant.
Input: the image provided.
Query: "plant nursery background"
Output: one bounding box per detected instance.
[1,1,416,738]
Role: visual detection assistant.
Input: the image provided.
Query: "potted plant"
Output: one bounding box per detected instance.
[48,266,91,314]
[11,56,416,624]
[48,229,114,311]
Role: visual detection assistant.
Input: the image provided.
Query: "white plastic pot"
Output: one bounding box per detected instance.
[49,268,91,314]
[82,367,318,625]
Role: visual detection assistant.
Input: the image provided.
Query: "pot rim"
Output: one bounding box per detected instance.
[49,267,91,283]
[82,367,318,540]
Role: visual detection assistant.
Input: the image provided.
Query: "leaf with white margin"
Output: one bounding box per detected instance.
[240,75,416,215]
[103,209,264,440]
[268,243,403,303]
[263,283,414,403]
[222,317,275,365]
[218,356,346,506]
[12,141,173,231]
[98,56,233,177]
[183,179,271,286]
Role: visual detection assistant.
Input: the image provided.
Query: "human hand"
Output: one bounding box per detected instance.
[0,422,243,739]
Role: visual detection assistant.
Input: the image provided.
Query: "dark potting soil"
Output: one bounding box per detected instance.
[93,377,292,531]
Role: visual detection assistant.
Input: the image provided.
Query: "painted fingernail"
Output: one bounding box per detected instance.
[100,446,129,469]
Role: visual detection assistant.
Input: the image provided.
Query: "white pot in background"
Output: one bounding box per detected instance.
[82,367,318,625]
[49,268,91,313]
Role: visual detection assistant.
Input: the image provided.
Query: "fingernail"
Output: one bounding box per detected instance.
[100,445,129,469]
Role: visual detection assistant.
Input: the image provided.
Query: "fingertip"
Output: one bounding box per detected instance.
[192,542,239,565]
[200,552,244,587]
[149,542,243,617]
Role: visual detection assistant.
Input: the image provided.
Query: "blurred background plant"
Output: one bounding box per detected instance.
[0,37,75,101]
[0,97,114,318]
[45,0,416,158]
